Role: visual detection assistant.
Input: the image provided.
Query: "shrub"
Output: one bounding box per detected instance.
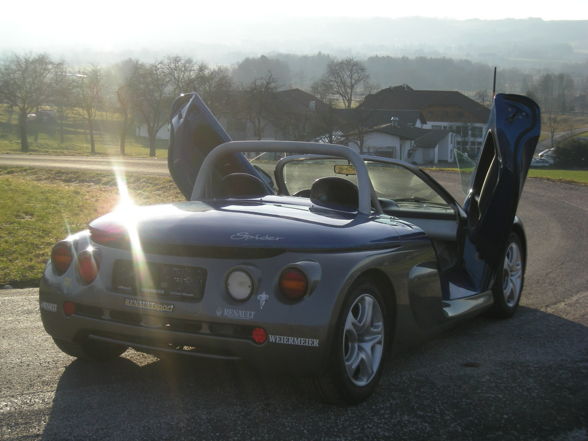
[554,138,588,168]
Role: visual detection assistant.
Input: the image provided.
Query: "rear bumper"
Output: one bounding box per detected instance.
[39,277,329,375]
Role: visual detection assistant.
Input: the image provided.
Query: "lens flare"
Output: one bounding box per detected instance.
[111,163,155,296]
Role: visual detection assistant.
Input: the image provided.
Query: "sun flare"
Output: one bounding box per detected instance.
[112,163,154,296]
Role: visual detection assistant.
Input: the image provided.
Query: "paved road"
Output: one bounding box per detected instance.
[1,170,587,440]
[0,154,169,176]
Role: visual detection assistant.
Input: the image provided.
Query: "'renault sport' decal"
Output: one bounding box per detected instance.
[268,335,320,347]
[124,298,174,312]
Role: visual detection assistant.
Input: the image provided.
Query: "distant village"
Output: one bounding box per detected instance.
[142,84,489,166]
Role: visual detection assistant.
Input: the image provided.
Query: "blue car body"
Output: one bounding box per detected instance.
[39,92,540,404]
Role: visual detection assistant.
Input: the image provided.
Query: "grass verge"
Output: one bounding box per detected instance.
[528,169,588,184]
[0,168,183,287]
[427,167,588,185]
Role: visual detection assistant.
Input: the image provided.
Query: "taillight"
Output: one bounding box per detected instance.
[251,327,267,344]
[279,268,308,300]
[51,241,73,275]
[77,250,98,284]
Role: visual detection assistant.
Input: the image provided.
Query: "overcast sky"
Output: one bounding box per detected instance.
[1,0,586,52]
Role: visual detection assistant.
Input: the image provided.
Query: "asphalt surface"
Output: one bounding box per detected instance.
[1,168,587,440]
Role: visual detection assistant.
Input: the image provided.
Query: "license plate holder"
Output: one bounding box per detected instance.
[112,260,206,301]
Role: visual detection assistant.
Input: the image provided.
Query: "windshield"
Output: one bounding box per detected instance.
[279,157,453,215]
[282,158,358,196]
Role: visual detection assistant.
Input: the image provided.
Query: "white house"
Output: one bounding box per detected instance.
[345,124,456,165]
[359,85,490,157]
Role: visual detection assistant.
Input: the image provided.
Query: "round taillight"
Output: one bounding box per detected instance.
[251,327,267,344]
[226,269,254,301]
[63,301,76,316]
[77,250,98,284]
[51,241,73,275]
[279,268,308,300]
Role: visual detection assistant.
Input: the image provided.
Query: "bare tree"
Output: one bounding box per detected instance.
[474,89,490,107]
[0,54,55,152]
[163,56,197,97]
[241,74,277,140]
[528,73,576,148]
[113,59,140,155]
[129,61,173,157]
[74,67,103,154]
[316,58,370,109]
[193,64,234,115]
[311,80,342,143]
[51,62,76,144]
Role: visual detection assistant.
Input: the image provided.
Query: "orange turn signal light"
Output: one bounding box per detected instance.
[279,268,308,300]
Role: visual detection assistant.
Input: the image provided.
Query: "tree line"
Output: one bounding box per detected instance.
[0,54,375,155]
[1,52,586,156]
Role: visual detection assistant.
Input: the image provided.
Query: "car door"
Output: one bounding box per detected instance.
[462,93,540,291]
[168,92,262,200]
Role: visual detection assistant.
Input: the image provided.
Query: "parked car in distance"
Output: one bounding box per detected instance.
[538,148,555,159]
[531,157,553,167]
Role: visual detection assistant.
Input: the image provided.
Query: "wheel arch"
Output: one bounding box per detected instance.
[351,268,397,348]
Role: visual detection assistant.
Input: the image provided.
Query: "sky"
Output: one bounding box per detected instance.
[1,0,587,52]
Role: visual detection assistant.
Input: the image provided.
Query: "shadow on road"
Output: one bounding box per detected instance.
[41,307,588,441]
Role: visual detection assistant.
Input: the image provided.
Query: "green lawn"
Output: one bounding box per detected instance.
[0,104,168,157]
[427,166,588,184]
[0,133,168,157]
[0,168,183,287]
[528,169,588,184]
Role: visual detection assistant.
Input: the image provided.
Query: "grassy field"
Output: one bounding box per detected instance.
[427,166,588,184]
[0,104,168,157]
[528,168,588,184]
[0,168,183,287]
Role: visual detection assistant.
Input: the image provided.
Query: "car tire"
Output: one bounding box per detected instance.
[313,279,388,405]
[488,232,525,318]
[53,337,127,361]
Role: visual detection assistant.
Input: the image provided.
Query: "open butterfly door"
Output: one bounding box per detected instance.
[462,94,540,290]
[168,93,263,200]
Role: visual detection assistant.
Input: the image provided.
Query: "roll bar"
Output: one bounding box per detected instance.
[191,140,380,215]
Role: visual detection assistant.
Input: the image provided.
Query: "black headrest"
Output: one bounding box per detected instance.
[220,173,269,198]
[310,177,358,211]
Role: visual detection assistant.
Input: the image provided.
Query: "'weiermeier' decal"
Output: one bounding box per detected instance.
[124,298,174,312]
[268,335,319,347]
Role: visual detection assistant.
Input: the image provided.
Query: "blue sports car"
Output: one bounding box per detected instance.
[39,93,540,404]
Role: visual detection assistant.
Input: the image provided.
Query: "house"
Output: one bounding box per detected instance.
[337,108,427,130]
[345,123,455,164]
[136,89,328,143]
[359,85,490,156]
[222,88,329,141]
